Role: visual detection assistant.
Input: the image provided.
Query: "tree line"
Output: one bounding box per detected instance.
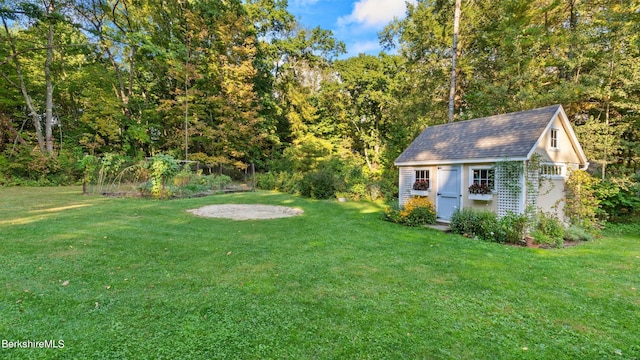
[0,0,638,217]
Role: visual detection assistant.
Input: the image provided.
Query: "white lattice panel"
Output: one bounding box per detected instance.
[496,163,524,217]
[526,168,539,212]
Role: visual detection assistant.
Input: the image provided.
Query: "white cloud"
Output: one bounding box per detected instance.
[338,0,416,28]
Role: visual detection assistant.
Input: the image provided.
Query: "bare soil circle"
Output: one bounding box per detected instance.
[187,204,304,220]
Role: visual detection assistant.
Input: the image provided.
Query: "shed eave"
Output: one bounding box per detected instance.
[394,157,529,167]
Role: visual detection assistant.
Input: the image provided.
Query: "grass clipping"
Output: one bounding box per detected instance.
[187,204,303,220]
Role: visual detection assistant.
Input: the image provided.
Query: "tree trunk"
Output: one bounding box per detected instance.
[45,3,55,155]
[448,0,462,123]
[1,16,45,153]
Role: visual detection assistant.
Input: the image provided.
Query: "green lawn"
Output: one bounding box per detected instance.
[0,187,638,359]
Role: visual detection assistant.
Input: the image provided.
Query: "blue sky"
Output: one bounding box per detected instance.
[287,0,416,58]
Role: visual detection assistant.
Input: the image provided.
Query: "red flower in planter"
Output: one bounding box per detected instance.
[468,182,492,194]
[413,180,430,190]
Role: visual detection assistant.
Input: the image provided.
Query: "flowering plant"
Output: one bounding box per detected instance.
[468,182,492,194]
[412,180,429,190]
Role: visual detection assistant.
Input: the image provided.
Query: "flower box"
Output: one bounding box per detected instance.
[410,189,430,196]
[468,193,493,201]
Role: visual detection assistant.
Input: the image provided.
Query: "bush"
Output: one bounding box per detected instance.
[300,169,338,199]
[0,146,86,186]
[383,201,403,224]
[498,211,529,244]
[349,183,367,201]
[533,211,564,247]
[368,183,382,200]
[256,172,277,190]
[451,208,527,243]
[145,154,179,198]
[450,208,478,235]
[564,225,594,242]
[400,196,437,226]
[530,230,555,247]
[476,210,501,241]
[597,178,640,222]
[256,171,303,194]
[384,197,436,227]
[528,211,565,248]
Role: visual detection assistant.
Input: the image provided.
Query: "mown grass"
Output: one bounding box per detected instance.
[0,186,638,359]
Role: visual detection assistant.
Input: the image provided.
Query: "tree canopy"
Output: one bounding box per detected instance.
[0,0,638,209]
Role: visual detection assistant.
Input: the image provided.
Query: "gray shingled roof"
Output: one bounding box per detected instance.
[395,105,561,165]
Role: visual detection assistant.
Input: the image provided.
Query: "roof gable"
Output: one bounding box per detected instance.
[395,105,578,166]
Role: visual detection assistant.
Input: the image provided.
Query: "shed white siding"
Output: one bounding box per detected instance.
[399,167,414,207]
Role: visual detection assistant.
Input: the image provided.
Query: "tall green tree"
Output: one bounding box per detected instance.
[324,54,401,171]
[382,0,640,178]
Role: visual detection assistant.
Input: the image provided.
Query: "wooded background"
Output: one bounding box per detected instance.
[1,0,638,214]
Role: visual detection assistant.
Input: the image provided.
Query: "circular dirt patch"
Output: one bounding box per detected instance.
[187,204,304,220]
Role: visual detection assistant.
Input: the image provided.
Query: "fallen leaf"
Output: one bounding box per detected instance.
[16,299,22,304]
[62,280,69,286]
[226,251,232,256]
[95,302,99,308]
[105,285,111,290]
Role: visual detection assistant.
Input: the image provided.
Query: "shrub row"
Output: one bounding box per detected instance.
[256,167,387,201]
[449,207,593,248]
[450,208,529,244]
[0,147,84,186]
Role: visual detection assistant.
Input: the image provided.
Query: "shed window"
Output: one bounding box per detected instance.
[413,170,430,190]
[550,129,558,149]
[472,168,495,189]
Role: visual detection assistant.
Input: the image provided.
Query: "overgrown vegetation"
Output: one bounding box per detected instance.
[81,153,235,199]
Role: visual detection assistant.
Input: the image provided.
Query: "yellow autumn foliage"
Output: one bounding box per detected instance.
[400,196,435,218]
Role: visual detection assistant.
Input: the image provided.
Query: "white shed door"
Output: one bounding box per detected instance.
[437,166,461,221]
